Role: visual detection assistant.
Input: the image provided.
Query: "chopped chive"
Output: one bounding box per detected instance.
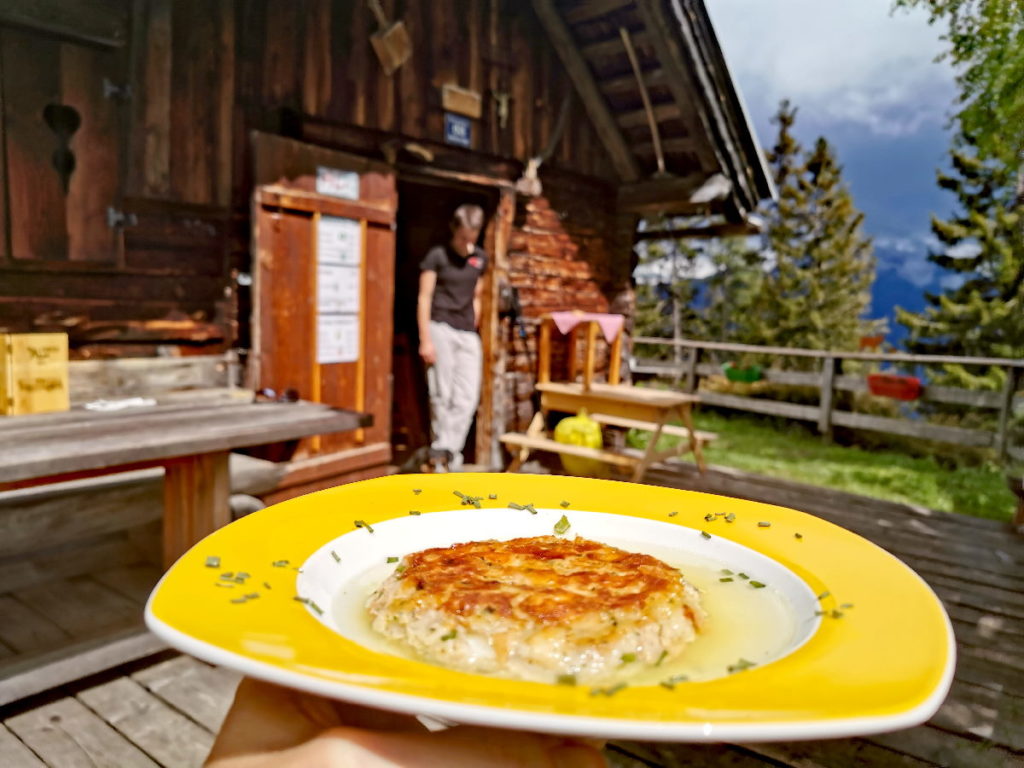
[508,502,524,510]
[215,582,235,588]
[817,590,831,601]
[205,556,221,568]
[409,510,421,515]
[560,500,571,508]
[263,582,272,590]
[230,597,248,604]
[331,550,341,563]
[293,596,324,616]
[794,532,803,540]
[757,521,771,528]
[725,513,736,523]
[237,572,250,579]
[272,560,289,567]
[556,674,577,686]
[245,592,259,599]
[655,650,668,667]
[554,515,571,535]
[620,653,637,664]
[668,510,679,517]
[413,489,422,494]
[720,568,734,575]
[395,564,406,574]
[814,610,826,616]
[720,577,734,582]
[488,494,498,500]
[659,674,689,690]
[700,530,711,539]
[592,682,627,697]
[233,576,247,584]
[727,658,757,674]
[704,513,715,522]
[386,556,399,563]
[525,504,538,515]
[454,490,467,500]
[738,573,749,580]
[354,520,375,533]
[440,629,457,641]
[749,581,767,589]
[840,603,854,609]
[219,572,234,581]
[831,609,845,619]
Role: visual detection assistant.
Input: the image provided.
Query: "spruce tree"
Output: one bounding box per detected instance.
[897,139,1024,389]
[754,101,877,358]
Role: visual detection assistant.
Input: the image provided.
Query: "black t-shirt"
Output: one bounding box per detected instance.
[420,244,488,332]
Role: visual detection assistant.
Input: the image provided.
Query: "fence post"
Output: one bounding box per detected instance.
[818,356,837,440]
[996,365,1020,460]
[685,345,701,394]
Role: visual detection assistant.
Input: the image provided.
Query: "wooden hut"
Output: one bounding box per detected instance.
[0,0,771,492]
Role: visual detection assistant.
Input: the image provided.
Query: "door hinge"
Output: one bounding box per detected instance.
[107,206,138,229]
[103,78,133,101]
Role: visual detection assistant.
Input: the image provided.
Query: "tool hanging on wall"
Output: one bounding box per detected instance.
[620,27,668,179]
[367,0,412,76]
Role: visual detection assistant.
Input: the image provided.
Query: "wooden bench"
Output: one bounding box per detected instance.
[500,315,710,482]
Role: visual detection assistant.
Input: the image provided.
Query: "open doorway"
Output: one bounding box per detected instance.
[391,177,497,468]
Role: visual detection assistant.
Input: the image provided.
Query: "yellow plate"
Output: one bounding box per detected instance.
[145,473,954,742]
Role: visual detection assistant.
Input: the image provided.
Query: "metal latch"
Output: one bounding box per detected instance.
[103,78,132,101]
[107,207,138,229]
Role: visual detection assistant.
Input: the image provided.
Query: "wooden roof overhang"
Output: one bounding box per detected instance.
[533,0,775,229]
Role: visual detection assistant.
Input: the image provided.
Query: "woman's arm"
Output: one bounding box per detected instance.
[417,270,438,364]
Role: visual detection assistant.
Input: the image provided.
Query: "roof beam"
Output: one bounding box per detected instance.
[563,0,635,25]
[617,174,705,213]
[531,0,641,182]
[634,219,762,240]
[633,0,737,184]
[634,136,696,156]
[580,29,652,61]
[617,102,681,129]
[601,67,667,96]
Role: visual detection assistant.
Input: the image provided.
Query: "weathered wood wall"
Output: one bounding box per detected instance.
[0,0,631,445]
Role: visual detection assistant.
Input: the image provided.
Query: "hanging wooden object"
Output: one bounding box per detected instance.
[367,0,411,76]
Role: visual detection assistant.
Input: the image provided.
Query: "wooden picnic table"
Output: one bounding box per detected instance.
[0,400,370,568]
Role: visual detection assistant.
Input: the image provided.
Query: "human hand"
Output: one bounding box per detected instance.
[419,340,436,365]
[205,677,607,768]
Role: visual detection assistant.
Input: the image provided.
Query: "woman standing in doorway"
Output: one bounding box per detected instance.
[417,204,487,472]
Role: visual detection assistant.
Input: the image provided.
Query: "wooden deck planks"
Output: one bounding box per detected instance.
[77,676,214,768]
[0,595,70,654]
[91,564,163,605]
[5,697,159,768]
[16,577,142,638]
[132,655,240,733]
[0,722,46,767]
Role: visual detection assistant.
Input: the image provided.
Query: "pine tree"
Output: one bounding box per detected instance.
[753,102,877,358]
[897,139,1024,389]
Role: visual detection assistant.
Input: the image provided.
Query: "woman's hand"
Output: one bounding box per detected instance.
[419,339,436,365]
[205,678,606,768]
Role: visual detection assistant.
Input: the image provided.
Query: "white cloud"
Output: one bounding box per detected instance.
[707,0,956,136]
[940,273,968,291]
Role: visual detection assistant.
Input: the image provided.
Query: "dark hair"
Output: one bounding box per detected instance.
[450,204,484,231]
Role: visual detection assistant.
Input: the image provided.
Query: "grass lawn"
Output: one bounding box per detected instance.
[627,409,1016,522]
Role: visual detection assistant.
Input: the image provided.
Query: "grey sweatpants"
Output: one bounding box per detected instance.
[426,320,481,469]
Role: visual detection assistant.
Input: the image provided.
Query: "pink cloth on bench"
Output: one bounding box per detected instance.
[549,312,625,343]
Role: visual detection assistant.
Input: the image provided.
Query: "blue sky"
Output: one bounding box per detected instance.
[706,0,960,332]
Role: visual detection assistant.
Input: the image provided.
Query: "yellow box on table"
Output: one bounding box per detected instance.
[0,333,70,415]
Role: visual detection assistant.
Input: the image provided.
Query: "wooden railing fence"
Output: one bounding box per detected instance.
[631,337,1024,461]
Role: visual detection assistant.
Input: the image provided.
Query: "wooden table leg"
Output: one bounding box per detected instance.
[162,451,231,569]
[679,405,706,473]
[508,412,545,472]
[632,412,668,482]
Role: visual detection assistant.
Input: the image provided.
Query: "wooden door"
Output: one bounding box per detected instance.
[0,25,124,263]
[251,133,397,463]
